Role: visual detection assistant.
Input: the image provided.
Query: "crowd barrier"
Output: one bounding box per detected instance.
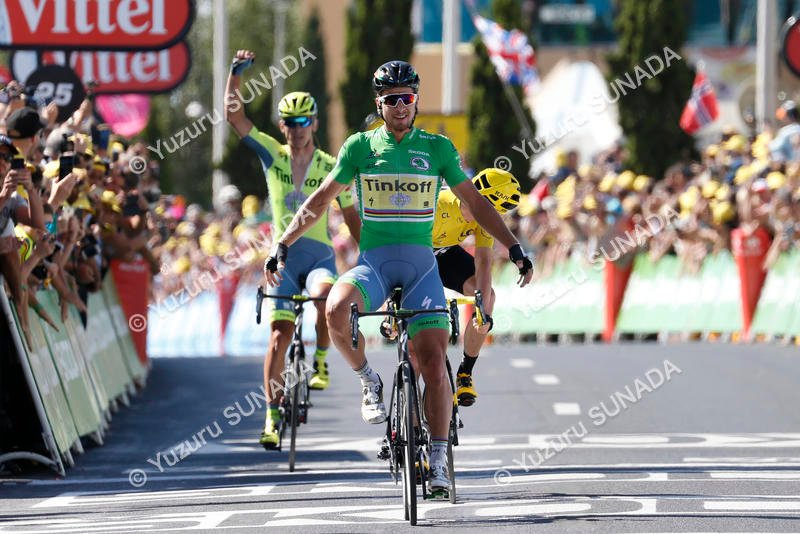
[147,246,798,356]
[0,267,148,476]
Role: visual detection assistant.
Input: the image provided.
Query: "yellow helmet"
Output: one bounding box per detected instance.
[278,91,317,118]
[472,168,521,213]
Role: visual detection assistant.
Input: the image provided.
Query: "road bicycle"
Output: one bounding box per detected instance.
[350,289,485,524]
[256,286,326,472]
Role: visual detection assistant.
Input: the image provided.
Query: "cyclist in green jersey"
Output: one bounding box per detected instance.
[265,61,533,492]
[226,49,360,449]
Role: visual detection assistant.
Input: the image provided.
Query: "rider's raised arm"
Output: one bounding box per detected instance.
[225,50,255,138]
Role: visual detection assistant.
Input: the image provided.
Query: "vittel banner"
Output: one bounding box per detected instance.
[11,42,191,94]
[0,0,194,50]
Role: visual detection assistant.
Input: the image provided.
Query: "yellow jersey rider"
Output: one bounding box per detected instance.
[225,49,360,449]
[430,168,521,407]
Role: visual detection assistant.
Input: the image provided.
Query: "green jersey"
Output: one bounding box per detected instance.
[243,125,353,247]
[331,126,468,251]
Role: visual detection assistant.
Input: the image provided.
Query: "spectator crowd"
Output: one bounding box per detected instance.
[512,99,800,278]
[0,79,166,349]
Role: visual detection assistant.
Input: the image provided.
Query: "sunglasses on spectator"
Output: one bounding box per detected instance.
[0,152,13,162]
[378,93,418,107]
[283,116,313,128]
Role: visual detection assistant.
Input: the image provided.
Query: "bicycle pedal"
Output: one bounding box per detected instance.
[377,445,391,461]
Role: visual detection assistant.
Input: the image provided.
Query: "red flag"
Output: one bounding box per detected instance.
[680,71,719,134]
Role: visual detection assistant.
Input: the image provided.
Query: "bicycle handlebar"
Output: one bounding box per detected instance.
[263,294,328,302]
[350,303,449,349]
[256,286,326,324]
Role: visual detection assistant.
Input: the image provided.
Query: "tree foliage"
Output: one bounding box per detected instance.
[339,0,414,134]
[606,0,695,177]
[287,8,330,152]
[145,0,302,206]
[466,0,536,192]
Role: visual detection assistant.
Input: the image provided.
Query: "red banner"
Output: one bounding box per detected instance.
[110,258,150,365]
[603,260,633,342]
[216,273,240,356]
[11,42,191,94]
[731,226,771,340]
[0,0,194,50]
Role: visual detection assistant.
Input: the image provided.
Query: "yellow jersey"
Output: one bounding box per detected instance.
[432,189,493,249]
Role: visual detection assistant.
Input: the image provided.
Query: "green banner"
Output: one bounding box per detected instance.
[698,251,741,333]
[102,279,147,383]
[85,292,132,400]
[37,290,104,437]
[61,305,110,416]
[752,251,800,336]
[613,254,660,333]
[616,252,741,334]
[22,307,79,455]
[492,256,603,335]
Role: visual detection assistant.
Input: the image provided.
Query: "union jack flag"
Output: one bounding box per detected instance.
[679,71,719,134]
[472,14,539,91]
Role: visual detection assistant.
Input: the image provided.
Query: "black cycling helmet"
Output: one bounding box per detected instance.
[372,60,420,94]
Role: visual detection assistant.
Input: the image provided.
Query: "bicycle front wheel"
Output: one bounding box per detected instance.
[288,344,302,472]
[401,366,418,525]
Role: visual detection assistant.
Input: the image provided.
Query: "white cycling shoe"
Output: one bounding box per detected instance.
[428,461,449,497]
[361,378,387,424]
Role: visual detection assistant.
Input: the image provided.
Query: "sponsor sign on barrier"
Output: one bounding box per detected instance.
[21,306,79,455]
[37,290,104,438]
[110,260,150,366]
[85,292,133,401]
[616,253,742,334]
[62,304,111,417]
[699,251,742,333]
[492,256,603,335]
[751,251,800,337]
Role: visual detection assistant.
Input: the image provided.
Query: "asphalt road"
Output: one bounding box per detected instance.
[2,342,800,532]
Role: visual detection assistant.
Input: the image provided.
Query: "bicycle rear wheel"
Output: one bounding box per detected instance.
[288,344,301,472]
[401,366,417,525]
[446,358,457,503]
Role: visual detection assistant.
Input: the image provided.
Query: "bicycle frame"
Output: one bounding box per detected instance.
[256,288,326,471]
[351,300,451,525]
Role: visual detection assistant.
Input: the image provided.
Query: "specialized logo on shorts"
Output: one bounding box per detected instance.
[421,295,432,309]
[284,190,308,211]
[410,156,431,171]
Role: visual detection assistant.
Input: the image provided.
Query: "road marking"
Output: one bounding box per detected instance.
[704,501,800,511]
[709,471,800,480]
[552,402,581,415]
[33,485,276,508]
[533,374,560,385]
[582,436,670,445]
[510,358,534,368]
[475,502,591,516]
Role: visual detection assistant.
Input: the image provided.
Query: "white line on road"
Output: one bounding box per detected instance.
[533,374,560,385]
[475,502,592,516]
[552,402,581,415]
[709,471,800,480]
[510,358,534,368]
[704,501,800,511]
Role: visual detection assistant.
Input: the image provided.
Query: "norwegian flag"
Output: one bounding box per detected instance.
[472,14,539,91]
[679,71,719,134]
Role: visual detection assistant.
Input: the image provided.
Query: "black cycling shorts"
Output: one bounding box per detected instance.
[434,245,475,294]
